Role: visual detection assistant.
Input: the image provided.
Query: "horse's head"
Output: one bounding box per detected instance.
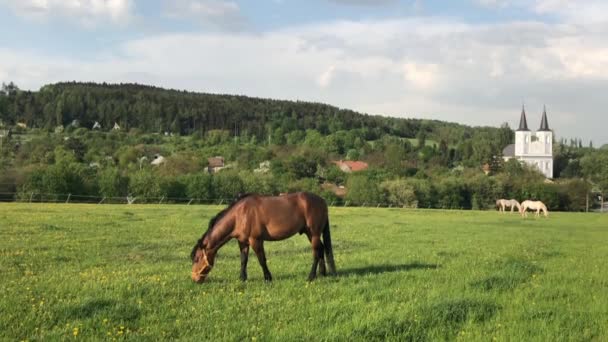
[191,238,214,283]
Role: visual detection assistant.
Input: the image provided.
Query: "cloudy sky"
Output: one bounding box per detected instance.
[1,0,607,145]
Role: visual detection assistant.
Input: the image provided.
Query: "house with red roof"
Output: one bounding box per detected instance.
[332,160,369,173]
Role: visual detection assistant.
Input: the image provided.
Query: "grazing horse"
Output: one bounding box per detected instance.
[191,192,336,283]
[520,200,549,218]
[496,199,521,213]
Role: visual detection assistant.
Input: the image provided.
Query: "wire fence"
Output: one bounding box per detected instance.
[1,191,605,212]
[0,191,434,209]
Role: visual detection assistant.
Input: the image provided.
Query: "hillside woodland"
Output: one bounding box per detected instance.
[1,82,606,210]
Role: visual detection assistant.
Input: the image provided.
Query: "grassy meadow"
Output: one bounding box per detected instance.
[1,203,607,341]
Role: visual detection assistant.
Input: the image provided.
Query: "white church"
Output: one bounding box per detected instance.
[502,106,553,179]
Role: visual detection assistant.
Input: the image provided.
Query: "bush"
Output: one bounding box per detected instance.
[468,175,500,210]
[346,175,384,206]
[381,179,418,208]
[98,167,127,198]
[160,177,187,200]
[558,179,591,211]
[287,178,320,194]
[239,171,277,195]
[184,173,214,200]
[213,171,244,200]
[128,169,162,201]
[436,178,470,209]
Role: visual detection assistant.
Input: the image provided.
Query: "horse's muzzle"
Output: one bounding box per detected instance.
[191,265,212,283]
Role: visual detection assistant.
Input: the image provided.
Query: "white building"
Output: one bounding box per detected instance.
[502,106,553,178]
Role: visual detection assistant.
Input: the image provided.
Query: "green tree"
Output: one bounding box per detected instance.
[346,175,384,206]
[381,179,418,208]
[213,171,244,200]
[284,155,318,179]
[184,173,214,200]
[129,169,162,201]
[581,150,608,210]
[98,167,126,198]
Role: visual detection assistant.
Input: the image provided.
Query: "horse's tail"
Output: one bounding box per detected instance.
[322,218,337,276]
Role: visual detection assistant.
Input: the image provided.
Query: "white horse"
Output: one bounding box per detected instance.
[496,199,521,213]
[520,200,549,218]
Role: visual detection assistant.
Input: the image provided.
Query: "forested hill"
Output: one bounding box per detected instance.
[0,82,502,144]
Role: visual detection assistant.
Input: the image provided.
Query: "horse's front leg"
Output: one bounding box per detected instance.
[251,239,272,281]
[238,241,249,281]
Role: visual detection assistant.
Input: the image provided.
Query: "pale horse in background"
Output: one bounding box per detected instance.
[520,200,549,218]
[496,199,521,213]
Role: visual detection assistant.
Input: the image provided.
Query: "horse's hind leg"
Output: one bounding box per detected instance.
[238,241,249,282]
[251,239,272,281]
[307,235,326,281]
[305,231,326,278]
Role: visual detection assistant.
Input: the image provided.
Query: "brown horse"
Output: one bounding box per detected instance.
[191,192,336,283]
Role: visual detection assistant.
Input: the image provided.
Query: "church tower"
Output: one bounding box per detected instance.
[536,105,552,155]
[515,105,531,156]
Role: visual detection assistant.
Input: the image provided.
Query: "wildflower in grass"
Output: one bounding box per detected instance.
[73,327,79,337]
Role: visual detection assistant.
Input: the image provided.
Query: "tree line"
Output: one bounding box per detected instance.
[1,81,606,211]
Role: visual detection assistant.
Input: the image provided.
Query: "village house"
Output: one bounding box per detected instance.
[332,160,369,173]
[151,154,166,166]
[207,156,225,173]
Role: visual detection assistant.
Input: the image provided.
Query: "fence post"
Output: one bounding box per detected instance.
[159,196,164,204]
[344,201,349,207]
[29,192,34,203]
[98,197,106,204]
[330,200,335,207]
[66,194,71,204]
[187,198,194,205]
[219,199,224,206]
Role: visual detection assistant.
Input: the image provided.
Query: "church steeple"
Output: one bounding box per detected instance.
[517,105,529,131]
[539,105,550,131]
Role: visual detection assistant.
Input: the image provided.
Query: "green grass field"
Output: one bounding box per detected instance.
[1,203,607,341]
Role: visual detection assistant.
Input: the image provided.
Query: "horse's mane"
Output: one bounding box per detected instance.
[190,193,255,261]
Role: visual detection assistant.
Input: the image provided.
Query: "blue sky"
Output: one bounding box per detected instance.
[1,0,607,145]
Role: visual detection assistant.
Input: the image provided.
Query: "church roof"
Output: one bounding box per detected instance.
[539,105,550,131]
[517,105,529,131]
[502,144,515,157]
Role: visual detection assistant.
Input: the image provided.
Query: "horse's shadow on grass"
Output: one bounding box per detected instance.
[339,262,440,277]
[202,262,440,283]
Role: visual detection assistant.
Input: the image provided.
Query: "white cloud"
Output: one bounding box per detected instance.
[0,0,134,26]
[163,0,246,31]
[317,65,336,88]
[403,63,439,90]
[475,0,608,24]
[533,0,608,23]
[1,16,608,144]
[327,0,397,6]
